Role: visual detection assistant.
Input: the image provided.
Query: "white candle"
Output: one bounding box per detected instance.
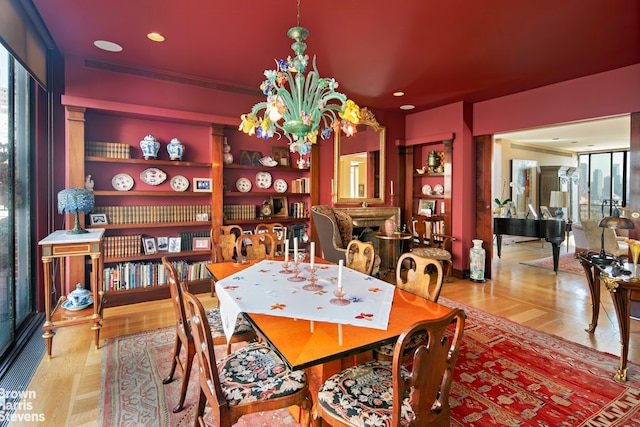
[331,178,334,194]
[294,238,298,261]
[390,180,394,195]
[441,202,445,214]
[284,239,289,262]
[310,242,315,269]
[338,259,344,290]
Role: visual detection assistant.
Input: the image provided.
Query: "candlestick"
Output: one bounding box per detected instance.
[338,259,344,290]
[284,239,289,262]
[390,180,394,196]
[331,178,334,194]
[310,242,315,269]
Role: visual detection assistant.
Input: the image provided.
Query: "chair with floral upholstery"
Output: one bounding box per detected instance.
[183,290,312,427]
[408,215,456,281]
[312,309,466,427]
[161,257,256,413]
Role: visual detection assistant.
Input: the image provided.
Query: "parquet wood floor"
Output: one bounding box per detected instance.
[19,240,640,426]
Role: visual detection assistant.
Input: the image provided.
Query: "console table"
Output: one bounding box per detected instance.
[39,228,105,357]
[494,217,566,272]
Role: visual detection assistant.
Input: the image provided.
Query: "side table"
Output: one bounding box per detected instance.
[38,228,105,357]
[374,232,412,280]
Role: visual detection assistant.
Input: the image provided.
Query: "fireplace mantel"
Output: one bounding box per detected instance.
[335,207,402,231]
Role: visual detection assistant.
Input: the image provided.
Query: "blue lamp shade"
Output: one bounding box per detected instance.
[57,188,95,234]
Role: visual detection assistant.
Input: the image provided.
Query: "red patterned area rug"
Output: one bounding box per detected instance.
[99,328,299,427]
[520,252,584,275]
[100,299,640,426]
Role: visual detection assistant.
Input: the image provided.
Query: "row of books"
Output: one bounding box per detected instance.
[178,230,211,251]
[290,177,310,194]
[92,205,211,224]
[104,234,143,259]
[102,260,210,292]
[289,202,308,218]
[223,204,256,221]
[85,141,131,159]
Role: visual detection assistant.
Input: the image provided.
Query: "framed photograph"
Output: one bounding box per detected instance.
[271,146,290,167]
[239,150,263,166]
[143,237,157,255]
[507,201,518,218]
[168,237,182,253]
[156,236,169,251]
[528,203,539,220]
[540,206,552,219]
[418,199,436,216]
[193,237,211,251]
[195,213,209,221]
[89,213,108,225]
[193,177,212,192]
[270,196,289,218]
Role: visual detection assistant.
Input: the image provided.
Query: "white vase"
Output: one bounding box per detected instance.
[470,239,486,282]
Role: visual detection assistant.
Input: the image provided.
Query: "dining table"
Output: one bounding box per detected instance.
[206,257,457,385]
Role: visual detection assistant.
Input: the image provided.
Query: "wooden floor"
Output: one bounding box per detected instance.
[20,239,640,426]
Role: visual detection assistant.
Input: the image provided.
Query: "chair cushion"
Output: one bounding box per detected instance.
[411,247,451,261]
[206,307,254,339]
[217,342,308,407]
[333,210,354,248]
[316,360,412,426]
[374,332,427,359]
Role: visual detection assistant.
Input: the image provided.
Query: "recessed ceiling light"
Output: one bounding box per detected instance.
[94,40,122,52]
[147,32,165,42]
[393,91,404,97]
[400,104,415,110]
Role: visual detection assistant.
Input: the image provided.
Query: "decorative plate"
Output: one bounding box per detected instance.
[140,168,167,185]
[112,173,134,191]
[274,178,288,193]
[258,156,278,167]
[421,184,432,195]
[255,171,272,189]
[62,296,94,311]
[236,177,252,193]
[170,175,190,192]
[434,184,444,195]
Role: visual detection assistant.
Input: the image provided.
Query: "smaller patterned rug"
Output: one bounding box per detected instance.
[520,252,583,275]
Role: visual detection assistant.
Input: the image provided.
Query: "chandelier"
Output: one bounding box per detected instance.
[239,0,361,158]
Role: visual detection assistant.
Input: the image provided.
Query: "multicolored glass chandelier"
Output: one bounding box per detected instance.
[239,0,361,158]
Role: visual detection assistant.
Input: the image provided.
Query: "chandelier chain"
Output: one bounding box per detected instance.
[296,0,301,27]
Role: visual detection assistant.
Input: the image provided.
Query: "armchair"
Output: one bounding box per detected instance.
[573,219,629,259]
[310,205,353,264]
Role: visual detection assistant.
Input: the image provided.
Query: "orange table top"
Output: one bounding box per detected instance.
[206,260,456,370]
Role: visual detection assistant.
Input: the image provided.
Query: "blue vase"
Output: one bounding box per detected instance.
[167,137,185,161]
[140,134,160,160]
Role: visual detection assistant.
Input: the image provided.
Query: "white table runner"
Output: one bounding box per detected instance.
[215,260,395,340]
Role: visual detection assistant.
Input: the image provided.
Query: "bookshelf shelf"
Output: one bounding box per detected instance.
[86,156,211,168]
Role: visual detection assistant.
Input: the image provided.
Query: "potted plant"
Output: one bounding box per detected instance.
[494,198,511,216]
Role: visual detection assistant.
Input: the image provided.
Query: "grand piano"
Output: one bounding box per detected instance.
[494,218,566,272]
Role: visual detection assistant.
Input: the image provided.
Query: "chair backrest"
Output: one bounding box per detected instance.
[310,205,353,263]
[345,239,376,275]
[409,215,455,252]
[182,290,228,424]
[391,309,466,426]
[236,232,275,260]
[255,222,286,255]
[162,257,191,342]
[211,225,243,262]
[395,252,444,302]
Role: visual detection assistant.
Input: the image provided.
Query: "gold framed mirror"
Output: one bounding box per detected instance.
[333,108,386,205]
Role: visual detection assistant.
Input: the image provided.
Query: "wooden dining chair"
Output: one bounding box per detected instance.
[211,225,244,263]
[373,252,446,361]
[312,309,465,427]
[161,257,256,413]
[255,222,286,255]
[236,232,276,260]
[345,239,376,275]
[183,290,312,427]
[409,215,456,282]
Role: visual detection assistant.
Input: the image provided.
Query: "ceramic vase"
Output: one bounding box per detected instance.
[470,239,486,282]
[384,219,396,236]
[167,137,185,160]
[222,137,233,165]
[140,134,160,160]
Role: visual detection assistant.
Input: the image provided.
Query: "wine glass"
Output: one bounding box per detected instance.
[330,288,351,306]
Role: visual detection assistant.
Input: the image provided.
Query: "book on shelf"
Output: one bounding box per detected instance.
[291,177,310,193]
[102,259,210,292]
[223,204,257,221]
[92,205,212,224]
[85,141,131,159]
[289,201,308,219]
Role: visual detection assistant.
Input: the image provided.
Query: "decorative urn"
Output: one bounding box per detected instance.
[167,137,185,161]
[140,134,160,160]
[68,283,91,306]
[384,218,396,236]
[222,137,233,165]
[427,150,440,173]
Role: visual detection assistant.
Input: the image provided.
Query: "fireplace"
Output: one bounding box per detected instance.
[335,207,402,251]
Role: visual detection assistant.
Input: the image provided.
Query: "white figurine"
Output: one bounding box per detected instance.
[85,175,94,191]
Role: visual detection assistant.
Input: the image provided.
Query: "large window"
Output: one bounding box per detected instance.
[577,151,629,220]
[0,43,35,357]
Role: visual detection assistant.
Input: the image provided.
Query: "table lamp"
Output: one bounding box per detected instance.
[592,214,635,265]
[549,191,568,219]
[57,188,95,234]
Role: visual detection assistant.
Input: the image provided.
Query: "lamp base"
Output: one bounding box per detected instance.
[555,208,564,219]
[591,252,615,265]
[67,213,89,234]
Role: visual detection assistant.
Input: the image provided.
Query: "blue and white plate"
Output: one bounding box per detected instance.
[62,296,94,311]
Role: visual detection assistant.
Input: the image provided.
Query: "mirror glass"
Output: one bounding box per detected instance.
[334,108,386,204]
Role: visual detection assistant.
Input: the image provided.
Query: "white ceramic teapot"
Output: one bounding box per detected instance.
[68,283,91,306]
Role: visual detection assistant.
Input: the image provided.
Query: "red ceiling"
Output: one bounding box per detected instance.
[31,0,640,113]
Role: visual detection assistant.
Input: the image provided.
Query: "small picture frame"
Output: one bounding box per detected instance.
[507,201,518,218]
[193,237,211,251]
[418,199,436,216]
[528,204,539,220]
[143,237,157,255]
[168,237,182,253]
[195,213,209,221]
[193,178,212,192]
[271,146,290,167]
[540,206,553,219]
[156,236,169,251]
[89,213,108,225]
[270,196,289,218]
